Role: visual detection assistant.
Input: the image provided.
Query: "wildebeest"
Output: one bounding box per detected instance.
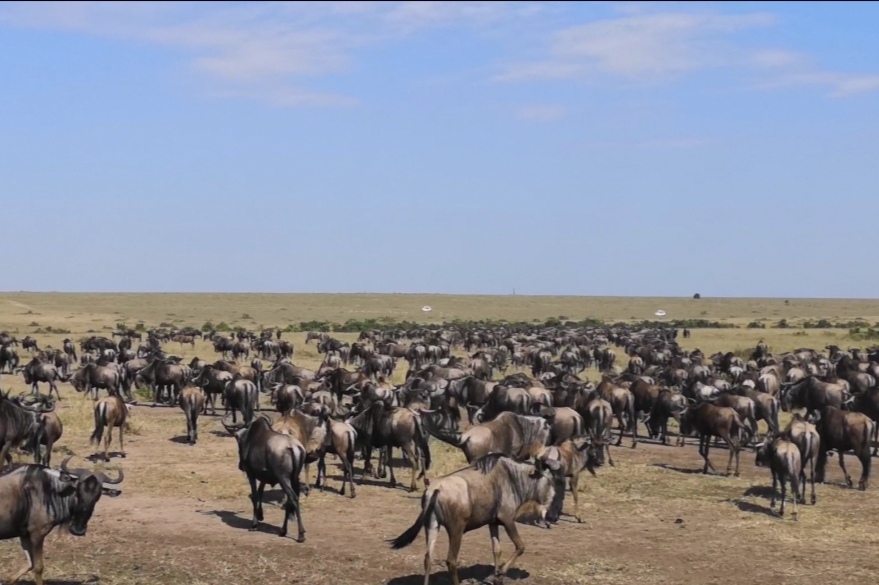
[755,436,802,520]
[538,437,603,523]
[813,406,874,491]
[347,402,431,492]
[679,402,745,476]
[18,358,67,399]
[779,413,820,504]
[388,454,563,585]
[0,392,56,469]
[222,414,307,541]
[0,457,122,585]
[89,395,130,462]
[179,386,205,445]
[70,362,123,400]
[426,410,550,464]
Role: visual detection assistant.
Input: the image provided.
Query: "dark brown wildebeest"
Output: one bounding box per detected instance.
[179,386,205,445]
[172,335,196,350]
[191,364,234,415]
[137,358,187,406]
[679,402,745,476]
[849,388,879,456]
[347,402,431,492]
[221,414,307,541]
[1,344,20,374]
[21,336,39,353]
[223,375,259,425]
[18,358,67,399]
[14,394,63,468]
[813,406,874,491]
[645,388,688,446]
[474,385,533,423]
[272,410,328,493]
[89,395,130,462]
[388,454,563,585]
[538,437,603,523]
[780,376,850,418]
[0,458,122,585]
[0,392,55,469]
[755,436,802,520]
[425,410,550,464]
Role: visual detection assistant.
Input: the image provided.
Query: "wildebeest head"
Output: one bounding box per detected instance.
[56,456,124,536]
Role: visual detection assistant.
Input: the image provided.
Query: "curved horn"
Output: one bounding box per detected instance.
[99,467,124,485]
[60,455,74,475]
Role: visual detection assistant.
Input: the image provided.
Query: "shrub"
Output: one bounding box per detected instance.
[215,322,231,332]
[201,321,215,332]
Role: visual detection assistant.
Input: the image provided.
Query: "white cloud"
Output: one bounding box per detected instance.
[516,104,566,122]
[761,72,879,97]
[496,12,776,82]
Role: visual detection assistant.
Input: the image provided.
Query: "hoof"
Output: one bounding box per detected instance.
[296,534,306,543]
[278,530,286,537]
[249,526,259,532]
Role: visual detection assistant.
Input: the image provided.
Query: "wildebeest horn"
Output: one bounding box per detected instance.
[97,467,124,485]
[60,455,74,475]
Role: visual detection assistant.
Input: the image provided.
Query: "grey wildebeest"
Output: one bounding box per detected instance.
[0,458,122,585]
[755,436,802,521]
[779,413,820,504]
[388,454,564,585]
[89,395,130,462]
[222,414,307,541]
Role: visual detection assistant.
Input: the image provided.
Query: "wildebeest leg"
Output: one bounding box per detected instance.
[837,449,853,487]
[445,521,464,585]
[118,422,126,458]
[104,427,113,462]
[248,476,263,528]
[287,475,306,542]
[605,444,614,467]
[571,473,582,522]
[615,412,625,446]
[489,522,503,575]
[722,434,738,476]
[858,451,870,491]
[6,535,37,585]
[497,518,526,577]
[402,443,419,492]
[789,471,799,520]
[700,435,715,474]
[387,446,399,488]
[423,514,440,585]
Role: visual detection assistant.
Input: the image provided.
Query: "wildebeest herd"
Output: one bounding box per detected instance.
[0,323,878,585]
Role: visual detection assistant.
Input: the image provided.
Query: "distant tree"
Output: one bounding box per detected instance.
[693,293,701,299]
[784,300,790,306]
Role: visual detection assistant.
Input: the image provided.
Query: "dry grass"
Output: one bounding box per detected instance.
[2,293,879,584]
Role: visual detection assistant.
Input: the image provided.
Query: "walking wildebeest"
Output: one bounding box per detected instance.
[755,436,802,520]
[222,414,307,541]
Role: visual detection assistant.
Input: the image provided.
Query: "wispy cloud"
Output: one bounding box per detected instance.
[496,12,776,82]
[516,104,566,122]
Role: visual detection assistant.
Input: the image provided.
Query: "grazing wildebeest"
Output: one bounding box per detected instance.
[388,454,564,585]
[179,386,205,445]
[221,414,307,541]
[813,406,874,491]
[679,402,745,476]
[0,392,56,469]
[755,436,802,520]
[0,458,122,585]
[89,395,130,462]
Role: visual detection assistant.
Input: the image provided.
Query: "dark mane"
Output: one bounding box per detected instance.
[472,452,506,474]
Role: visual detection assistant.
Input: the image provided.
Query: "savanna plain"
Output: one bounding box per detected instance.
[1,293,878,585]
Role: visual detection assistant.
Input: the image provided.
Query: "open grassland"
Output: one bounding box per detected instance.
[1,293,878,585]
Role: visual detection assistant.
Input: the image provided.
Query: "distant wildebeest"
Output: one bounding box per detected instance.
[222,414,307,541]
[388,454,564,585]
[0,458,122,585]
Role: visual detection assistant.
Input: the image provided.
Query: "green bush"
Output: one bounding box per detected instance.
[201,321,215,332]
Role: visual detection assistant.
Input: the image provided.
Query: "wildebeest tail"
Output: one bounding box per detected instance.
[90,402,107,445]
[414,416,431,471]
[388,489,439,550]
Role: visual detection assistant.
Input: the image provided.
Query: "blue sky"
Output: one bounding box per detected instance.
[1,1,878,297]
